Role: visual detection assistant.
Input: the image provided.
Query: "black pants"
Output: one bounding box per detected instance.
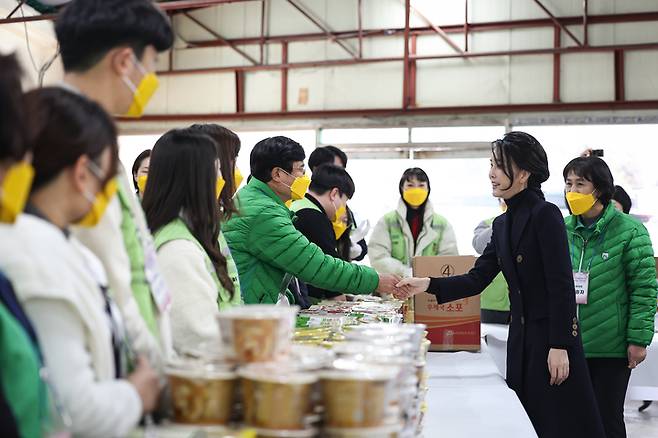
[481,309,510,324]
[587,358,632,438]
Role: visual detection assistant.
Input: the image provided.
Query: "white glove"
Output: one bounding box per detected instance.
[349,242,364,260]
[350,219,370,244]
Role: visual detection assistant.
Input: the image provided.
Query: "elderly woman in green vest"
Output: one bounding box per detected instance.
[143,128,242,355]
[369,167,458,277]
[564,156,657,438]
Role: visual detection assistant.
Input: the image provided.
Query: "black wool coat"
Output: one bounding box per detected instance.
[428,187,605,438]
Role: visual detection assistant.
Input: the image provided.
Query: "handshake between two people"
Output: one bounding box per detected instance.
[375,274,432,300]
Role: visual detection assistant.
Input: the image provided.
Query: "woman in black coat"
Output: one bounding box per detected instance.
[396,132,605,438]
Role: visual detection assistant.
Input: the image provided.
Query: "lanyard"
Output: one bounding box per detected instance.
[570,227,607,273]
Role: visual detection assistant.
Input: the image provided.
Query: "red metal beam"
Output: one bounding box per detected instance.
[553,25,561,102]
[183,12,658,49]
[159,0,262,11]
[405,0,464,54]
[235,71,245,113]
[182,12,259,65]
[614,50,625,101]
[409,34,417,108]
[533,0,583,46]
[402,0,411,109]
[157,41,658,76]
[281,42,288,112]
[119,100,658,123]
[285,0,358,59]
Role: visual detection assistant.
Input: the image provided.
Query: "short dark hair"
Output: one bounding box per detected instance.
[131,149,151,190]
[613,185,632,214]
[308,147,336,172]
[492,131,549,190]
[0,53,26,162]
[56,0,173,72]
[250,136,305,182]
[23,88,118,192]
[143,128,234,297]
[562,157,614,207]
[189,123,240,220]
[325,146,348,167]
[309,164,355,199]
[399,167,430,197]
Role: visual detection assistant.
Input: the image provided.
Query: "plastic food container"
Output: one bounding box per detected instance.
[217,305,299,363]
[239,363,318,430]
[166,360,237,425]
[320,361,399,428]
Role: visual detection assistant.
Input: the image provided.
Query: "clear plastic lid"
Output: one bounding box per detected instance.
[166,358,236,380]
[319,359,399,382]
[216,304,300,320]
[289,345,335,371]
[238,362,318,385]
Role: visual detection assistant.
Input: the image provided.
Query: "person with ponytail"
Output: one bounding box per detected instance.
[143,128,242,354]
[395,132,605,438]
[369,167,458,277]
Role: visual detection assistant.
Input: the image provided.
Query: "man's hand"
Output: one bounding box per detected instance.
[393,277,431,300]
[628,345,647,369]
[127,356,160,414]
[547,348,570,386]
[375,273,403,295]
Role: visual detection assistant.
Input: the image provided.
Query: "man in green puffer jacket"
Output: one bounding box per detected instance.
[223,136,401,304]
[564,156,657,438]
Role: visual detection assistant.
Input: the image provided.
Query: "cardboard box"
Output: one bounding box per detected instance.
[412,256,481,352]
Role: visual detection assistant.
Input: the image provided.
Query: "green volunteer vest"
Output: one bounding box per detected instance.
[384,211,447,265]
[0,303,47,437]
[290,197,321,214]
[154,219,241,310]
[117,185,159,337]
[479,218,511,312]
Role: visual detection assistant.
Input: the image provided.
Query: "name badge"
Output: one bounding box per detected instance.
[573,272,589,305]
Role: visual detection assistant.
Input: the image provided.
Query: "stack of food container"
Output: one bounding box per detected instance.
[164,298,430,438]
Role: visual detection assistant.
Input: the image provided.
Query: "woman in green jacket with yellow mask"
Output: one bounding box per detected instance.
[144,128,242,355]
[564,156,657,438]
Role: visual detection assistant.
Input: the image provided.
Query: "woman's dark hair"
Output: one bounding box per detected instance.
[398,168,431,197]
[492,131,549,190]
[143,128,234,296]
[0,53,27,162]
[250,136,305,182]
[56,0,173,72]
[189,123,240,220]
[613,185,632,214]
[309,164,355,199]
[23,87,118,192]
[131,149,151,190]
[562,157,614,207]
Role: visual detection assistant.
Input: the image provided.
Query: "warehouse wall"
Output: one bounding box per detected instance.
[138,0,658,121]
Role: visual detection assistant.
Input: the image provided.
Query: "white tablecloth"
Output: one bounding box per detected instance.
[481,323,658,401]
[423,342,537,437]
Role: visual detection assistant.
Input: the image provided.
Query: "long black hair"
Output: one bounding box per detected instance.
[0,53,27,162]
[189,123,239,220]
[492,131,549,191]
[143,128,234,296]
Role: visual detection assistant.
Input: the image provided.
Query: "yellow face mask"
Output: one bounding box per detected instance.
[76,178,118,227]
[122,57,159,118]
[216,177,226,199]
[566,191,597,216]
[137,175,148,194]
[0,161,35,224]
[285,199,293,209]
[403,187,429,207]
[283,171,311,201]
[332,203,348,240]
[234,167,244,191]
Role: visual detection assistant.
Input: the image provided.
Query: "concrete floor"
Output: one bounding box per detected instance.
[625,400,658,436]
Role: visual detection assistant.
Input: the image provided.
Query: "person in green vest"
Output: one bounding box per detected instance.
[143,128,242,354]
[472,200,511,324]
[0,52,49,438]
[564,156,657,438]
[56,0,174,370]
[291,164,356,303]
[369,167,458,277]
[223,136,401,305]
[132,149,151,199]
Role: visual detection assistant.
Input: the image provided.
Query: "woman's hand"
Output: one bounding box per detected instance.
[627,345,647,369]
[393,277,431,299]
[547,348,570,386]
